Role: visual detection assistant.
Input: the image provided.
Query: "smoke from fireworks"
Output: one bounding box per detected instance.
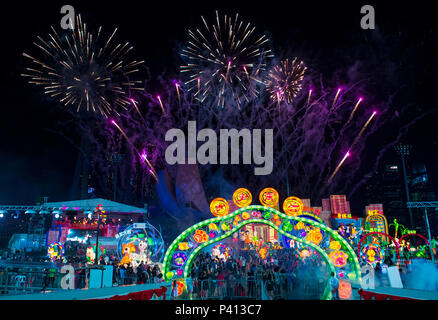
[266,58,307,104]
[110,119,158,181]
[180,11,273,108]
[21,14,144,117]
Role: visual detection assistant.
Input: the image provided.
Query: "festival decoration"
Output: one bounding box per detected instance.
[283,196,303,216]
[47,242,65,262]
[242,211,250,220]
[330,241,341,251]
[338,280,352,300]
[259,188,279,207]
[306,228,323,245]
[193,229,209,243]
[172,252,188,266]
[87,244,106,264]
[360,243,384,265]
[208,223,218,231]
[233,188,252,207]
[282,220,294,232]
[211,243,231,262]
[295,221,305,230]
[162,202,362,301]
[210,198,230,217]
[178,242,190,251]
[329,250,348,268]
[176,281,186,296]
[297,247,312,260]
[116,223,165,266]
[233,215,241,226]
[221,222,231,232]
[119,243,136,265]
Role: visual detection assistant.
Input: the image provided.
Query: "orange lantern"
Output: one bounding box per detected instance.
[210,198,230,217]
[233,188,252,207]
[283,196,303,216]
[259,188,279,207]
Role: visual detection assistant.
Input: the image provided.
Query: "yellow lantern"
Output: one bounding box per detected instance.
[283,196,303,216]
[259,188,279,207]
[210,198,230,217]
[233,188,252,207]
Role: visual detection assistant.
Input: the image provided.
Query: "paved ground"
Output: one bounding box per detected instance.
[0,282,172,300]
[359,286,438,300]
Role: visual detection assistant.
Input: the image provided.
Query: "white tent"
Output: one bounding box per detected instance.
[41,198,147,214]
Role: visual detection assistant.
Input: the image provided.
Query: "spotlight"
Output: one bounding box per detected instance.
[52,210,62,219]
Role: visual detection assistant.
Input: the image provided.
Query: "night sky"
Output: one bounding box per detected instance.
[1,0,437,207]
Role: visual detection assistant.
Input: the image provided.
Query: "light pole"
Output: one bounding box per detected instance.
[407,201,438,264]
[395,144,414,229]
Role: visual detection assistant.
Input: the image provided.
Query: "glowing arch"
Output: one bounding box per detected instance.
[163,205,361,300]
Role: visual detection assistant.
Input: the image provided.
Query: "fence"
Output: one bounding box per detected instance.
[190,273,327,300]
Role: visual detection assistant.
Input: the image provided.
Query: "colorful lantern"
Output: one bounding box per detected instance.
[259,188,279,207]
[210,198,230,217]
[233,188,252,207]
[283,196,303,216]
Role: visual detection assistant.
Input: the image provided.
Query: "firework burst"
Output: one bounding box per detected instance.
[21,14,144,117]
[180,11,273,108]
[266,58,306,104]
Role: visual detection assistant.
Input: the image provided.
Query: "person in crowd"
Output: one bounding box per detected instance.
[329,272,340,300]
[171,280,179,300]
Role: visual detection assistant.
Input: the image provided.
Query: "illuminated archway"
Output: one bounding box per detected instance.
[163,205,361,300]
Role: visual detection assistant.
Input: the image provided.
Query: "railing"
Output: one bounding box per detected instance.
[0,270,87,294]
[189,273,327,300]
[0,263,166,296]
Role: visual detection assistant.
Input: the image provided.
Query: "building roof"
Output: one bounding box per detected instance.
[42,198,146,214]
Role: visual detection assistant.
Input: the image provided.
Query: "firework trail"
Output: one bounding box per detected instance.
[266,58,307,104]
[346,97,363,126]
[328,151,350,184]
[111,120,158,181]
[350,110,377,148]
[180,11,273,108]
[156,95,166,115]
[21,14,144,117]
[331,88,342,109]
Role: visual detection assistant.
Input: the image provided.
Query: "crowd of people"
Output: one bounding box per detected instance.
[188,247,328,299]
